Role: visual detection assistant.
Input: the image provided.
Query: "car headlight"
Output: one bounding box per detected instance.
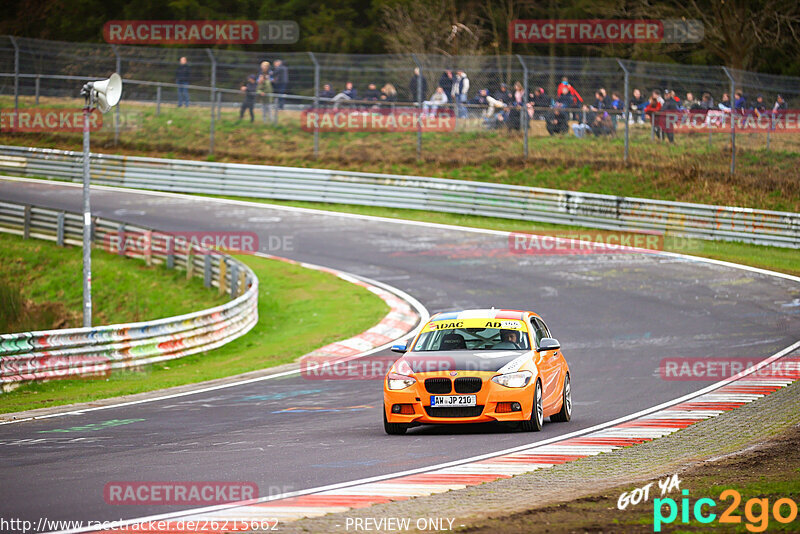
[492,370,532,388]
[387,372,416,390]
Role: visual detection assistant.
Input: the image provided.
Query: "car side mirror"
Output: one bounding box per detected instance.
[391,343,407,353]
[536,337,560,352]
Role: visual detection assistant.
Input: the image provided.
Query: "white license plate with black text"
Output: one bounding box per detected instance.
[430,395,476,407]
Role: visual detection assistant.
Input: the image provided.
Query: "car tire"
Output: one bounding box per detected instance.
[521,380,543,432]
[550,373,572,422]
[383,405,408,435]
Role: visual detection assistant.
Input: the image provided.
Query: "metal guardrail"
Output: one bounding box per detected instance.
[0,144,798,248]
[0,199,259,384]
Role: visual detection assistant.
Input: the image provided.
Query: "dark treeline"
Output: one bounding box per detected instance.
[1,0,798,76]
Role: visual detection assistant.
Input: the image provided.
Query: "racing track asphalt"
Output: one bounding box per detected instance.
[1,178,798,528]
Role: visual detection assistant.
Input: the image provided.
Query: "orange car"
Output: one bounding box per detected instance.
[383,309,571,435]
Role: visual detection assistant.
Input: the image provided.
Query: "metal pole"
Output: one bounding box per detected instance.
[412,54,423,160]
[82,101,92,327]
[206,49,216,155]
[10,37,19,114]
[517,55,528,159]
[35,76,40,106]
[617,59,630,163]
[308,52,320,159]
[112,45,121,145]
[156,84,161,115]
[722,67,735,175]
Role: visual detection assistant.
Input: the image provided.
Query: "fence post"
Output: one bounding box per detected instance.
[117,223,125,255]
[35,75,40,106]
[204,254,212,288]
[112,45,121,145]
[10,36,19,114]
[412,54,423,160]
[218,257,227,295]
[206,49,216,156]
[230,262,239,298]
[617,59,630,164]
[517,55,529,160]
[216,91,222,120]
[721,67,736,175]
[156,84,161,115]
[56,212,65,246]
[23,205,30,239]
[308,52,320,159]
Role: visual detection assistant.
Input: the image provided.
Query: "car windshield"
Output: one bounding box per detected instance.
[412,327,530,351]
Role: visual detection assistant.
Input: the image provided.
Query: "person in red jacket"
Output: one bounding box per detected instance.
[558,78,583,119]
[643,96,663,139]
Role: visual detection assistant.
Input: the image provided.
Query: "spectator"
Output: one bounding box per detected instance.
[484,94,507,128]
[630,88,646,123]
[773,94,787,111]
[610,91,623,111]
[272,59,288,109]
[684,92,701,110]
[257,61,273,110]
[513,81,525,107]
[422,87,449,116]
[318,83,335,100]
[409,67,428,102]
[494,83,513,105]
[643,95,662,126]
[342,81,358,100]
[557,80,583,119]
[546,103,569,135]
[470,88,489,106]
[591,90,606,111]
[590,111,614,137]
[733,91,747,111]
[700,92,715,110]
[753,95,767,116]
[452,70,470,118]
[572,105,594,138]
[530,87,549,120]
[719,93,732,110]
[599,87,612,109]
[660,89,679,143]
[364,83,381,101]
[380,84,398,102]
[438,70,454,101]
[239,74,257,122]
[651,89,664,105]
[176,56,190,107]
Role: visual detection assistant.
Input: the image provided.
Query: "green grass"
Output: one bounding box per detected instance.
[0,239,389,414]
[0,232,226,331]
[209,196,800,278]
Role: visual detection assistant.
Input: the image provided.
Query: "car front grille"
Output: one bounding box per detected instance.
[454,377,482,393]
[424,378,452,394]
[424,406,484,418]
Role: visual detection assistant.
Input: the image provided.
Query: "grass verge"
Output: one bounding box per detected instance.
[0,239,389,413]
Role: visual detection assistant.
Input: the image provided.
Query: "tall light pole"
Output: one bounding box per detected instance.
[79,73,122,327]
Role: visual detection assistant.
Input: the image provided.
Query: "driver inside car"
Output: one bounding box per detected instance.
[493,329,521,349]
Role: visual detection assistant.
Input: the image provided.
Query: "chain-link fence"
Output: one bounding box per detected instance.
[1,35,799,173]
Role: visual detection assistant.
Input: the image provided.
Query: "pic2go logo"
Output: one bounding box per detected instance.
[654,489,799,532]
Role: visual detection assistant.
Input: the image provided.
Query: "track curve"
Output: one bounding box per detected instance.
[1,177,798,527]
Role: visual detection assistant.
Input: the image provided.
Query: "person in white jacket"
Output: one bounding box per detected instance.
[423,86,449,116]
[451,70,469,118]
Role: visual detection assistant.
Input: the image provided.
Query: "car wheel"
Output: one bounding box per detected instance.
[550,373,572,422]
[521,380,543,432]
[383,405,408,435]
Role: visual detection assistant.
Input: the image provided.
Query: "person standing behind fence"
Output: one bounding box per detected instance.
[409,68,428,103]
[239,74,257,122]
[272,59,288,109]
[257,61,273,112]
[452,70,469,118]
[176,56,190,107]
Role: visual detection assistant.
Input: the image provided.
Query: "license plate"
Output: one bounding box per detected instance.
[430,395,477,407]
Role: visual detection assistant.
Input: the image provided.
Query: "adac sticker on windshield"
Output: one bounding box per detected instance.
[423,318,525,332]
